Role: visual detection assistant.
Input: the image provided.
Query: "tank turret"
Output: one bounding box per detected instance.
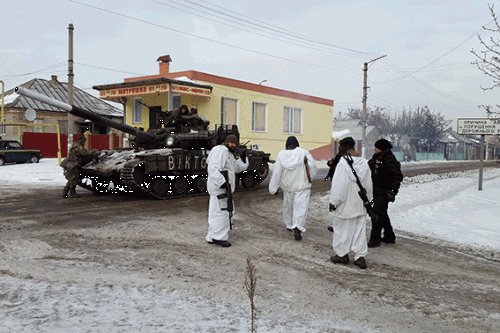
[15,87,234,150]
[15,86,272,199]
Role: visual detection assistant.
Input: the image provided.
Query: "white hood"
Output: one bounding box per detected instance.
[338,155,371,182]
[278,148,307,170]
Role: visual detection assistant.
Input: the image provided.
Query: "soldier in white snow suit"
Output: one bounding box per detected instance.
[206,134,249,247]
[329,137,372,269]
[269,136,318,241]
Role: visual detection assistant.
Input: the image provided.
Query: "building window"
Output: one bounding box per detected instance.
[33,119,43,133]
[58,120,68,134]
[173,95,181,111]
[283,107,302,134]
[133,98,142,124]
[252,102,266,132]
[221,97,238,125]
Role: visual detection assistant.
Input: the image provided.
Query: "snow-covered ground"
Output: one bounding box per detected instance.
[2,158,500,252]
[1,158,500,333]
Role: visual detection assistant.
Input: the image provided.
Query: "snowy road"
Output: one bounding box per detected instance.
[0,159,500,332]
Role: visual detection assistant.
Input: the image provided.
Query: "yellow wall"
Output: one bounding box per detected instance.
[124,83,333,159]
[194,82,333,159]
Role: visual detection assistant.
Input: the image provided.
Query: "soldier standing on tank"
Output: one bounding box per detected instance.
[205,134,249,247]
[63,136,95,198]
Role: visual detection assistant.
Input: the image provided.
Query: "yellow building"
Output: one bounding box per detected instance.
[93,55,334,159]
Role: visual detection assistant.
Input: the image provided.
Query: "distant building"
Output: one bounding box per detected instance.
[308,119,379,159]
[1,76,123,140]
[92,54,334,159]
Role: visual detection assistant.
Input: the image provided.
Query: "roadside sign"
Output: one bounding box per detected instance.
[457,118,500,135]
[456,118,499,191]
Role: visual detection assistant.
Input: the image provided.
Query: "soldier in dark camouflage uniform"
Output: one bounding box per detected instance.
[62,136,95,198]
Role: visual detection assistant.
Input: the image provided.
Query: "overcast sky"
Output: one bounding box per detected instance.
[2,0,499,125]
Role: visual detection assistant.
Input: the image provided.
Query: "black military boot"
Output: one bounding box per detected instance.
[293,227,302,241]
[62,186,69,198]
[68,188,81,198]
[354,257,367,269]
[381,236,396,244]
[330,254,349,264]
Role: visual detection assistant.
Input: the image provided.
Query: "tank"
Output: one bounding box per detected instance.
[15,86,272,199]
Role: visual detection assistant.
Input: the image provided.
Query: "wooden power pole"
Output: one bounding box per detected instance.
[361,55,386,157]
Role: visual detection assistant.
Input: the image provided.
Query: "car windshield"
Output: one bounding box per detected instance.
[8,142,23,148]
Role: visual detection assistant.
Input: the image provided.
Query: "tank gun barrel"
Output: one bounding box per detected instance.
[15,86,155,142]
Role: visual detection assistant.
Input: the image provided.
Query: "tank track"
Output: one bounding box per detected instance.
[119,161,175,200]
[117,160,265,200]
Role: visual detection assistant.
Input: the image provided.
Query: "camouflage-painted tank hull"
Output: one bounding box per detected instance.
[75,147,270,199]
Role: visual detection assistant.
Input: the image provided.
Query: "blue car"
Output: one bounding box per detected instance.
[0,140,43,166]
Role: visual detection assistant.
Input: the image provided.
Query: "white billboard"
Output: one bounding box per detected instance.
[457,118,500,135]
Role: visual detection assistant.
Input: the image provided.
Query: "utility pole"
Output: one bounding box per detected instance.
[67,23,74,156]
[361,54,386,157]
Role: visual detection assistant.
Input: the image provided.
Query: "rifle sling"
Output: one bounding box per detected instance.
[344,154,366,195]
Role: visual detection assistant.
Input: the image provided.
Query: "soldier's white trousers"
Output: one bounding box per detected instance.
[282,189,311,232]
[332,215,368,260]
[206,194,231,242]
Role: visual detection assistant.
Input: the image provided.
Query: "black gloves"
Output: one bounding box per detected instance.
[329,203,336,212]
[274,189,279,196]
[387,190,397,202]
[220,181,229,189]
[240,149,247,163]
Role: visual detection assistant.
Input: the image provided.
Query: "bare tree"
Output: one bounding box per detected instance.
[471,3,500,91]
[345,106,450,150]
[346,106,391,136]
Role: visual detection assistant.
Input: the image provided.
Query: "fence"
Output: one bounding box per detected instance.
[392,148,445,162]
[23,132,120,158]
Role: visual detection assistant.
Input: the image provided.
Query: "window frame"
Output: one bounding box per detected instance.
[132,97,142,124]
[221,97,238,126]
[283,106,302,135]
[252,102,267,132]
[33,119,43,133]
[173,95,181,111]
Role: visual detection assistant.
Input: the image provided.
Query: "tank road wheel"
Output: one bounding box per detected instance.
[151,178,170,197]
[132,164,146,184]
[241,172,256,189]
[256,162,269,179]
[192,175,207,193]
[172,177,189,195]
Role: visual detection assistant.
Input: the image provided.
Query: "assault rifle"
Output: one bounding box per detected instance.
[217,170,234,229]
[304,156,312,183]
[344,154,378,222]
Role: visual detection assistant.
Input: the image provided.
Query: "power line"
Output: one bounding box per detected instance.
[153,0,376,59]
[0,62,67,79]
[372,19,495,85]
[151,0,370,59]
[76,62,147,76]
[68,0,362,75]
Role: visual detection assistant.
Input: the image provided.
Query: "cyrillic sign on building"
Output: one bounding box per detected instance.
[99,83,211,99]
